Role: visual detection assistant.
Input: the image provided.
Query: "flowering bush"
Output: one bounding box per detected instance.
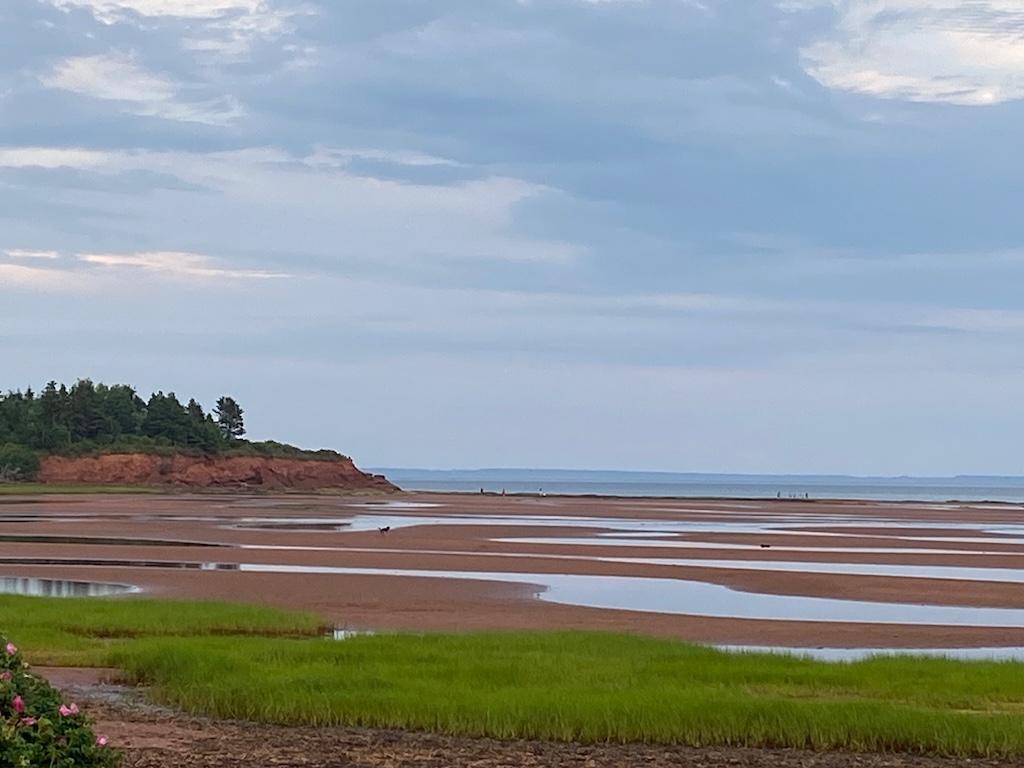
[0,635,119,767]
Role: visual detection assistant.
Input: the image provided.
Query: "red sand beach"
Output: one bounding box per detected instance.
[6,491,1024,648]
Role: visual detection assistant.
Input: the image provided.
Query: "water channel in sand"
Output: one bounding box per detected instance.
[0,576,137,598]
[9,495,1024,647]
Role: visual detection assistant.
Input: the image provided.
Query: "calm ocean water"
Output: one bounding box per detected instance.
[373,469,1024,503]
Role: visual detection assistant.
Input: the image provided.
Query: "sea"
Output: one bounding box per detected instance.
[371,468,1024,503]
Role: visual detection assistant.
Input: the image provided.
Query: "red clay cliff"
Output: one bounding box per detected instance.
[38,453,397,492]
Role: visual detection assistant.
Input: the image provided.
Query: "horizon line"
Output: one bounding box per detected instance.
[368,467,1024,482]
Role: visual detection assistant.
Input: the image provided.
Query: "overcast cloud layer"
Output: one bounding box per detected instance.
[3,0,1024,475]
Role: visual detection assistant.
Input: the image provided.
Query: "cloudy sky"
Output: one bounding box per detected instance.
[3,0,1024,476]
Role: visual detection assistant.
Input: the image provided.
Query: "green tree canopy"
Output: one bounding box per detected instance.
[214,396,245,442]
[0,380,345,466]
[0,381,246,456]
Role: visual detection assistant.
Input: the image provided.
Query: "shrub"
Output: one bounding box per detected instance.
[227,441,348,461]
[0,635,119,767]
[0,444,40,482]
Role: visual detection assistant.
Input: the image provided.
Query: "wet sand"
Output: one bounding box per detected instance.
[6,492,1024,648]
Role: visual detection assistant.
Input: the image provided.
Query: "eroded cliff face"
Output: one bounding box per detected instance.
[38,453,397,491]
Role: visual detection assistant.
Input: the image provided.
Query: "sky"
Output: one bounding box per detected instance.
[2,0,1024,476]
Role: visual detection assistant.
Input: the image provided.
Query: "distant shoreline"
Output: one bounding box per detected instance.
[374,468,1024,504]
[398,488,1024,505]
[373,467,1024,483]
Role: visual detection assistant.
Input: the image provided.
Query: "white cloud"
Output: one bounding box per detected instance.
[304,146,463,169]
[796,1,1024,105]
[0,263,79,291]
[182,5,301,57]
[914,307,1024,334]
[46,0,308,58]
[0,147,108,169]
[0,143,583,269]
[46,0,267,22]
[4,249,60,260]
[41,52,244,124]
[1,248,289,292]
[78,251,291,280]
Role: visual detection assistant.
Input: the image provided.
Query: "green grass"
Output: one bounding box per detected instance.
[112,632,1024,756]
[0,595,323,665]
[7,597,1024,756]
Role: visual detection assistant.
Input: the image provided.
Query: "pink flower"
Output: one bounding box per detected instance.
[19,716,36,727]
[59,703,80,717]
[96,735,108,747]
[12,695,25,714]
[4,643,16,656]
[0,671,11,682]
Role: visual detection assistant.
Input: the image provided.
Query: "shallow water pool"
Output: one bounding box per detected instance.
[0,576,137,598]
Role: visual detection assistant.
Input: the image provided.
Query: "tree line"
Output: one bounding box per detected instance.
[0,380,245,455]
[0,379,345,481]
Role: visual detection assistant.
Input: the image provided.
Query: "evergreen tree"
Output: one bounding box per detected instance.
[36,381,70,451]
[186,399,222,452]
[214,396,245,441]
[0,381,285,462]
[143,392,192,445]
[67,379,106,442]
[103,384,146,437]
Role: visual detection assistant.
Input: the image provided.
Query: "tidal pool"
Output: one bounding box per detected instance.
[0,534,223,547]
[234,543,1024,586]
[716,645,1024,663]
[0,576,137,598]
[501,536,1024,556]
[232,563,1024,628]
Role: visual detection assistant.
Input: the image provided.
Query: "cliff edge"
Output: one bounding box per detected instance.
[38,453,398,492]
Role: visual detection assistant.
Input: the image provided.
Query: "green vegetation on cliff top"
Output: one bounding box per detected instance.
[0,379,346,480]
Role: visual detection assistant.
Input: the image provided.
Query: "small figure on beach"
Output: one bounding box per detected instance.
[378,526,391,535]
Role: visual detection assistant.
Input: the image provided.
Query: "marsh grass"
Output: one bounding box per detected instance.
[0,595,323,664]
[8,595,1024,756]
[111,632,1024,756]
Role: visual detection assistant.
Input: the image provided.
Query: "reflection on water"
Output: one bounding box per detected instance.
[231,564,1024,628]
[240,522,353,532]
[328,628,375,641]
[0,534,223,547]
[600,557,1024,585]
[10,554,1024,626]
[17,500,1024,635]
[0,577,137,598]
[502,536,1024,556]
[351,501,442,510]
[717,645,1024,663]
[0,557,238,570]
